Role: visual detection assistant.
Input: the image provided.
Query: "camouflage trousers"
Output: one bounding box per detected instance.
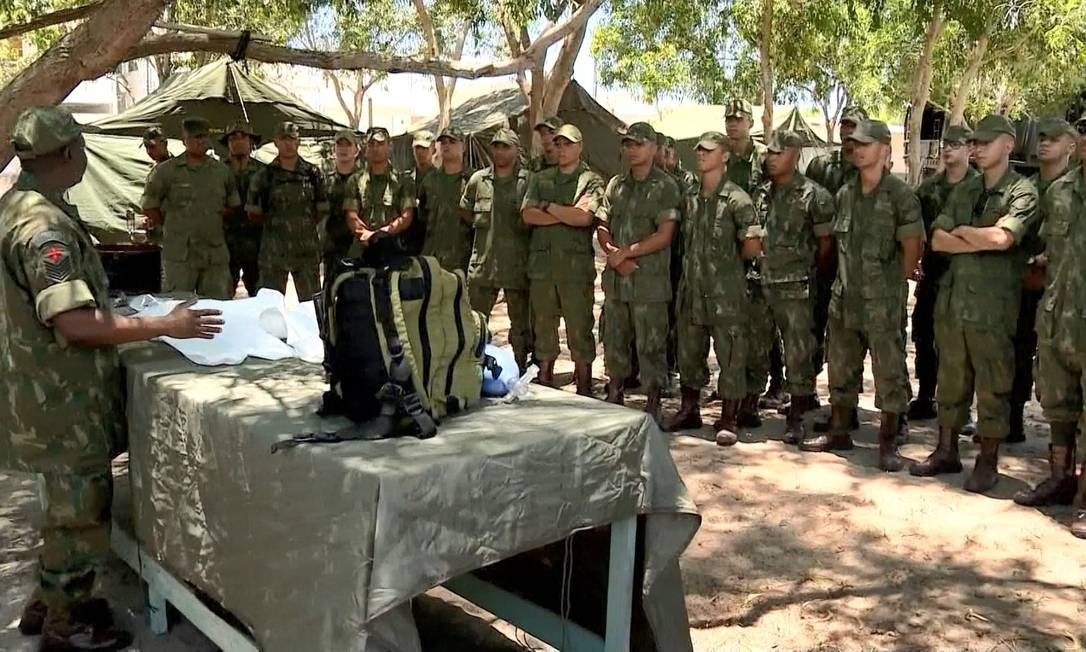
[162,260,234,300]
[260,255,321,301]
[602,299,669,390]
[530,279,596,363]
[38,469,112,609]
[745,281,775,397]
[470,284,533,363]
[827,312,911,414]
[1035,328,1086,457]
[756,281,818,396]
[677,316,747,401]
[935,321,1014,440]
[227,233,262,298]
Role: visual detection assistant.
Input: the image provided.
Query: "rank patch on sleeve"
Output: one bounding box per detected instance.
[40,241,73,283]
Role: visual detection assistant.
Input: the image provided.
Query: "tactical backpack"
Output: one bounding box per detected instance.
[274,256,488,450]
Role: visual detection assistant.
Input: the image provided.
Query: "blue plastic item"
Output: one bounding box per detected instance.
[481,344,521,397]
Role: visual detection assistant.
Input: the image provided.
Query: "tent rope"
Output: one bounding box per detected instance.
[231,29,251,62]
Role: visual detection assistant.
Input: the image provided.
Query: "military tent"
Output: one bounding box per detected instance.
[391,80,627,179]
[651,104,829,172]
[69,58,347,242]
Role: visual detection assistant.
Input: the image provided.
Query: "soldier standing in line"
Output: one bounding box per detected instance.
[665,131,763,445]
[419,126,474,272]
[461,128,533,371]
[521,124,605,394]
[221,121,264,296]
[908,125,977,422]
[752,130,836,443]
[246,121,329,301]
[805,105,869,434]
[1006,117,1078,443]
[403,130,436,256]
[140,125,170,247]
[323,129,361,274]
[142,116,239,299]
[342,127,416,265]
[910,115,1038,492]
[3,106,222,652]
[663,134,696,380]
[596,123,682,420]
[800,120,924,473]
[531,116,562,171]
[1021,129,1086,533]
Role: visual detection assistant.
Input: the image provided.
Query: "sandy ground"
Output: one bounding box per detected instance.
[3,275,1086,651]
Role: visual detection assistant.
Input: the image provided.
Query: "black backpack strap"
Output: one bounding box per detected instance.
[372,267,437,439]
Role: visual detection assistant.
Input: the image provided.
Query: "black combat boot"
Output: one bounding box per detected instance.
[39,604,131,652]
[782,395,811,445]
[536,359,556,387]
[799,405,854,452]
[665,386,703,432]
[878,412,906,472]
[574,361,593,397]
[1014,444,1078,506]
[714,399,741,447]
[737,394,762,428]
[1006,402,1026,444]
[605,379,624,406]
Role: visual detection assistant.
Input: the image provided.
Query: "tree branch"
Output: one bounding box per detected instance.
[0,1,103,41]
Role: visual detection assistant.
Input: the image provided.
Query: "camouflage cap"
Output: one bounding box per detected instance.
[437,126,464,142]
[10,106,82,161]
[367,126,391,143]
[621,122,657,144]
[534,115,562,131]
[553,124,583,144]
[220,120,261,145]
[1037,116,1075,139]
[665,135,677,148]
[412,130,434,148]
[840,105,869,125]
[276,121,301,138]
[972,114,1016,143]
[143,125,168,145]
[695,131,728,151]
[724,98,753,119]
[942,124,973,144]
[846,120,891,145]
[181,116,210,137]
[490,127,520,146]
[766,129,805,153]
[654,131,667,147]
[334,129,360,145]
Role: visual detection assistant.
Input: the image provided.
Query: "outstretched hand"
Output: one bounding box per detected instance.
[163,299,224,340]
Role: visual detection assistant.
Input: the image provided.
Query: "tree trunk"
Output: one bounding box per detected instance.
[906,0,946,185]
[0,1,104,41]
[0,0,169,170]
[540,14,589,116]
[759,0,774,135]
[947,18,994,127]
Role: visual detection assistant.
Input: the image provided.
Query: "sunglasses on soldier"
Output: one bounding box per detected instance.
[1077,123,1086,135]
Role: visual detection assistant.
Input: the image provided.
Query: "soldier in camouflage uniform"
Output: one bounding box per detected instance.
[663,135,697,192]
[402,130,436,256]
[665,131,764,446]
[221,121,264,296]
[752,130,835,443]
[419,126,474,272]
[530,115,562,172]
[2,106,222,651]
[806,105,869,433]
[521,124,605,395]
[322,129,361,275]
[800,120,924,473]
[1026,141,1086,536]
[908,125,976,422]
[462,128,533,371]
[342,127,416,266]
[246,121,329,301]
[1007,118,1077,445]
[596,123,682,419]
[910,115,1038,493]
[663,134,697,377]
[140,126,170,247]
[142,117,239,299]
[721,98,777,425]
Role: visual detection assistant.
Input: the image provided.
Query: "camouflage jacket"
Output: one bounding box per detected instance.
[1037,169,1086,350]
[727,138,767,193]
[752,173,835,285]
[679,176,762,325]
[419,167,473,272]
[225,158,265,245]
[598,167,682,303]
[915,167,977,281]
[142,154,240,264]
[932,168,1038,334]
[324,166,358,256]
[246,157,330,259]
[806,150,856,196]
[342,166,415,260]
[522,161,606,283]
[832,171,924,330]
[461,166,531,289]
[0,172,123,474]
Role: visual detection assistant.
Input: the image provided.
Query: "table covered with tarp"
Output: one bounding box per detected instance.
[120,343,701,651]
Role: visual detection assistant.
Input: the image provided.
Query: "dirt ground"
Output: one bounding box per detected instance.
[3,279,1086,651]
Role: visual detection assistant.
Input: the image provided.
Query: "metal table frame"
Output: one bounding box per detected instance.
[111,515,638,652]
